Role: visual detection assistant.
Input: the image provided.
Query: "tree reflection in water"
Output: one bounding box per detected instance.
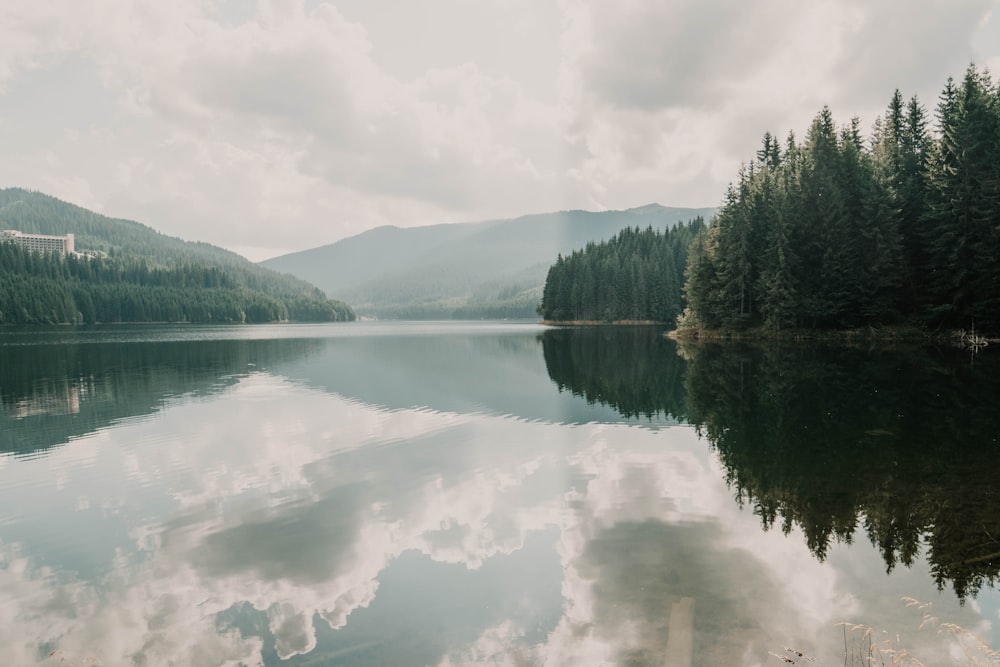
[542,328,1000,601]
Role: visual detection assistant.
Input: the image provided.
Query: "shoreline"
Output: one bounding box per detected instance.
[666,324,997,348]
[540,319,669,327]
[0,319,353,328]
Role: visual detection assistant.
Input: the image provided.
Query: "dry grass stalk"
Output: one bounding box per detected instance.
[770,597,998,667]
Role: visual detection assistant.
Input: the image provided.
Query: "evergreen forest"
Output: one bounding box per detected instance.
[539,218,706,322]
[684,65,1000,332]
[0,189,354,324]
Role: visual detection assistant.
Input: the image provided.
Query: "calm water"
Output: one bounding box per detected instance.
[1,322,998,666]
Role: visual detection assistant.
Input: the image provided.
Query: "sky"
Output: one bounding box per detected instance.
[2,0,1000,261]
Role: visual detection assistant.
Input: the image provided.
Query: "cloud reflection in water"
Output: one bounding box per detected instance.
[0,368,994,666]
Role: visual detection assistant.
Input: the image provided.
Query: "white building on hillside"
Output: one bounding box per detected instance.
[1,229,75,255]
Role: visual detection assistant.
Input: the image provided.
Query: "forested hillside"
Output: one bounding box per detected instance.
[540,219,706,323]
[262,205,715,319]
[682,65,1000,333]
[0,189,354,324]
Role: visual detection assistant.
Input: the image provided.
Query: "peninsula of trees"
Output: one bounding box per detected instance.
[684,65,1000,333]
[540,65,1000,334]
[0,189,354,324]
[539,218,706,323]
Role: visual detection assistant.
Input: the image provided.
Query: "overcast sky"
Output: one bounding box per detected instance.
[2,0,999,261]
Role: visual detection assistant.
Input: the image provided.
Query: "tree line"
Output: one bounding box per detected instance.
[540,219,706,322]
[0,242,354,324]
[684,65,1000,332]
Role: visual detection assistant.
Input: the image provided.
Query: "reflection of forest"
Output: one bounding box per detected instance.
[6,382,81,418]
[0,338,322,456]
[683,342,1000,601]
[541,328,1000,600]
[541,327,687,421]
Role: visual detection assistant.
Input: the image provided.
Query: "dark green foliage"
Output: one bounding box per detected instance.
[683,65,1000,332]
[540,219,706,323]
[0,189,354,324]
[922,67,1000,327]
[872,91,931,313]
[681,340,1000,600]
[541,327,687,421]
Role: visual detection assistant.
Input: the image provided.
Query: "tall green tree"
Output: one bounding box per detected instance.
[923,66,1000,326]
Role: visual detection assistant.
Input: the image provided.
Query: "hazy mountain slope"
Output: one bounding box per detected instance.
[261,221,484,295]
[263,204,716,318]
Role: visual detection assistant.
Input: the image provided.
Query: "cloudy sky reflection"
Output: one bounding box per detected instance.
[1,367,995,666]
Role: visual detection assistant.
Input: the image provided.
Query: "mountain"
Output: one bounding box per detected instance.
[262,204,716,319]
[0,188,353,323]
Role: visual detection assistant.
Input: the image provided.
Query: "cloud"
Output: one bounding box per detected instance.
[828,0,995,108]
[565,0,762,112]
[106,1,579,244]
[0,1,89,89]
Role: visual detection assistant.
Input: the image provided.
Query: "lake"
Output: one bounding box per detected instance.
[1,322,998,666]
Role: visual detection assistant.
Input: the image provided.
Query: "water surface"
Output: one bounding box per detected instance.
[1,322,997,666]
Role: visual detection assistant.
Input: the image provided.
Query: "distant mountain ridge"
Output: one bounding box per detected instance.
[263,204,716,319]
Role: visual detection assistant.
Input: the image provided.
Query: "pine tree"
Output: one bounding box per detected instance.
[754,134,799,329]
[713,175,757,325]
[923,66,1000,326]
[797,107,851,325]
[872,90,930,316]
